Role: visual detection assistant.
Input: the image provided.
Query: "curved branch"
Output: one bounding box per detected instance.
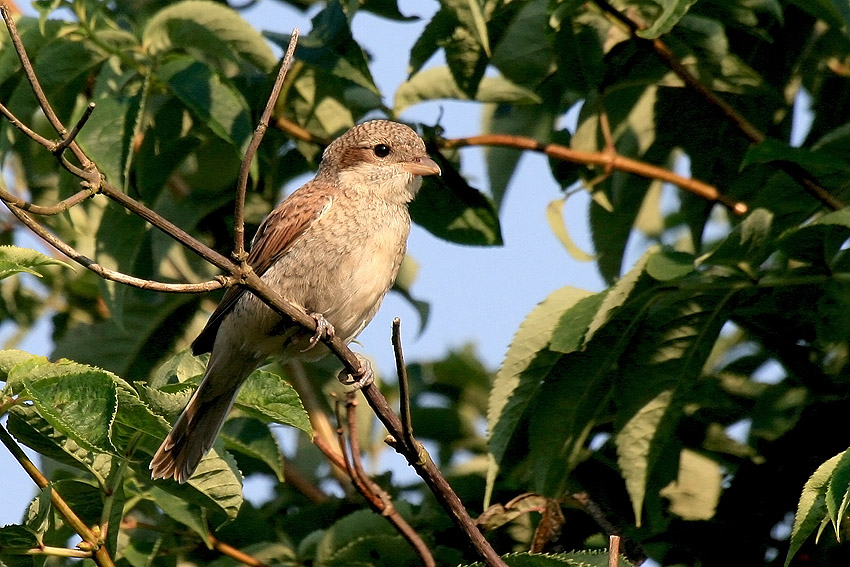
[441,134,749,215]
[3,202,227,294]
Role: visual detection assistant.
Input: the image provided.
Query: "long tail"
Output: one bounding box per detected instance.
[150,352,260,483]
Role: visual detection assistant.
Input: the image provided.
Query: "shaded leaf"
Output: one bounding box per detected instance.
[220,416,285,482]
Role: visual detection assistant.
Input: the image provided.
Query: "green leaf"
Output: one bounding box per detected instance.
[143,0,276,72]
[164,446,244,523]
[220,417,285,482]
[659,449,722,521]
[0,524,40,552]
[409,155,503,246]
[486,286,593,505]
[787,452,845,566]
[637,0,699,39]
[156,55,253,151]
[408,8,455,77]
[0,246,71,280]
[548,292,606,354]
[394,67,539,114]
[546,198,595,262]
[19,362,119,455]
[646,250,696,281]
[149,349,207,389]
[615,389,674,526]
[825,448,850,538]
[697,208,774,269]
[490,0,554,87]
[149,486,211,547]
[236,370,312,435]
[267,2,379,94]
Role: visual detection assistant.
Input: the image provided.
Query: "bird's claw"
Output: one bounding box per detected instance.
[338,354,374,390]
[302,312,335,352]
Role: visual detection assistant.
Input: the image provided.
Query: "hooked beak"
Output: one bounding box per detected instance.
[402,156,441,177]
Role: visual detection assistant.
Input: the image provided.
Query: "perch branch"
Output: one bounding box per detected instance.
[593,0,845,211]
[391,318,416,448]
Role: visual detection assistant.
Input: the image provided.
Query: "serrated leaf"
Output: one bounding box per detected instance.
[787,452,844,566]
[235,370,311,435]
[143,0,275,72]
[394,67,539,114]
[490,0,554,87]
[267,2,379,94]
[20,363,119,455]
[8,404,115,484]
[157,445,243,522]
[0,524,39,552]
[486,286,592,505]
[697,208,774,269]
[0,246,71,280]
[825,448,850,538]
[149,349,207,389]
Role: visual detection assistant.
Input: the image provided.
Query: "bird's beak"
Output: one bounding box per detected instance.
[403,156,441,177]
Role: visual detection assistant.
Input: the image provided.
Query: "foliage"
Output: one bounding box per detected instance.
[1,0,850,566]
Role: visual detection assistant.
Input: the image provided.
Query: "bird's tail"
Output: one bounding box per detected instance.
[150,352,260,483]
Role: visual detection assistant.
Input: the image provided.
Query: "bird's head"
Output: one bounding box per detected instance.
[319,120,441,203]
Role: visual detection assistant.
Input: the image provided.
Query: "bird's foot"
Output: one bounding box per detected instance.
[337,354,374,390]
[302,312,335,352]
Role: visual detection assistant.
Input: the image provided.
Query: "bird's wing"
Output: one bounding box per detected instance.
[191,182,334,355]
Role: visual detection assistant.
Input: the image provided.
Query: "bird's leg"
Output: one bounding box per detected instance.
[303,311,335,351]
[337,353,374,389]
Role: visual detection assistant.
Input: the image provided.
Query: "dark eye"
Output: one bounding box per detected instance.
[373,143,390,157]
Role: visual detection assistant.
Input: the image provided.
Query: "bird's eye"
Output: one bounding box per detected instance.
[373,144,391,158]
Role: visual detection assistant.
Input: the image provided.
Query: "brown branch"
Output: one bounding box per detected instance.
[592,0,845,211]
[208,534,270,567]
[609,535,620,567]
[3,202,227,294]
[0,423,115,567]
[281,457,329,503]
[391,318,415,449]
[273,115,329,146]
[333,395,436,567]
[0,184,96,215]
[233,29,299,260]
[441,134,749,215]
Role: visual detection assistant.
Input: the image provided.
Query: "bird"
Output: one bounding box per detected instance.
[149,120,441,483]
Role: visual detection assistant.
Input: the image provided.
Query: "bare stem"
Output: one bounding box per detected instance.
[391,318,416,448]
[233,29,299,260]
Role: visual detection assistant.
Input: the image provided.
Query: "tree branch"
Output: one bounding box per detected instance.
[0,423,116,567]
[592,0,845,211]
[440,134,748,215]
[233,29,299,261]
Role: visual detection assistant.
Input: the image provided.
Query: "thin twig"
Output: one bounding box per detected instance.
[592,0,845,211]
[0,424,116,567]
[54,102,96,156]
[0,184,96,215]
[339,395,437,567]
[233,29,299,260]
[3,203,228,294]
[1,6,91,170]
[391,318,416,448]
[440,134,748,215]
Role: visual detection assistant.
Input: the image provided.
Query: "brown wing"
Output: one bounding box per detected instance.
[191,182,334,355]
